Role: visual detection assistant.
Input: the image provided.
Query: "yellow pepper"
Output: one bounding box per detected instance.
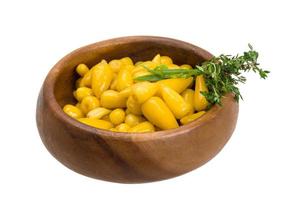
[116,123,130,132]
[142,61,157,69]
[152,54,161,64]
[78,118,113,130]
[86,107,111,119]
[120,57,134,66]
[73,87,93,102]
[119,87,132,98]
[128,121,155,133]
[125,64,135,72]
[116,67,133,91]
[126,95,142,115]
[80,96,100,114]
[109,108,126,125]
[92,62,113,98]
[180,64,192,69]
[131,65,147,75]
[160,86,192,119]
[141,97,178,130]
[109,128,118,132]
[76,64,89,77]
[132,71,152,80]
[180,111,206,125]
[110,74,118,90]
[63,104,83,119]
[100,90,127,109]
[181,89,195,115]
[132,81,158,104]
[158,77,193,94]
[125,113,143,127]
[194,75,209,111]
[80,69,92,87]
[160,56,173,65]
[168,64,180,69]
[109,59,123,73]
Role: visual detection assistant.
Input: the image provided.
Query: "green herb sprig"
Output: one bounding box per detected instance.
[135,44,269,105]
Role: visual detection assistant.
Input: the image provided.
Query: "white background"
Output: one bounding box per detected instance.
[0,0,299,199]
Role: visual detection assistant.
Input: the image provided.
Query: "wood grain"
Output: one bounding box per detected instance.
[36,36,239,183]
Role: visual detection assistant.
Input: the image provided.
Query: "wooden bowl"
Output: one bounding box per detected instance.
[36,36,238,183]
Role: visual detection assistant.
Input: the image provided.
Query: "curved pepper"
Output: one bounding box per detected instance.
[101,90,126,109]
[158,77,193,94]
[125,113,144,127]
[141,97,178,130]
[129,121,155,133]
[116,123,131,132]
[160,86,192,119]
[63,104,83,119]
[181,89,195,115]
[86,107,111,119]
[116,66,133,91]
[180,111,206,125]
[194,75,209,111]
[92,62,113,98]
[80,96,100,114]
[126,95,142,115]
[78,118,113,130]
[132,81,158,104]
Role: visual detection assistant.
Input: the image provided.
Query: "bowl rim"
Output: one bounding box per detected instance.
[42,36,231,142]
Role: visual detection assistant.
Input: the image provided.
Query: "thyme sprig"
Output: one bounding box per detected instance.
[135,44,269,105]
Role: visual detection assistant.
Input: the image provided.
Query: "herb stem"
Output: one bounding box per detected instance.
[135,44,269,105]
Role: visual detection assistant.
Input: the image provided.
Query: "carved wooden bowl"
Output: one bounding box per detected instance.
[36,36,238,183]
